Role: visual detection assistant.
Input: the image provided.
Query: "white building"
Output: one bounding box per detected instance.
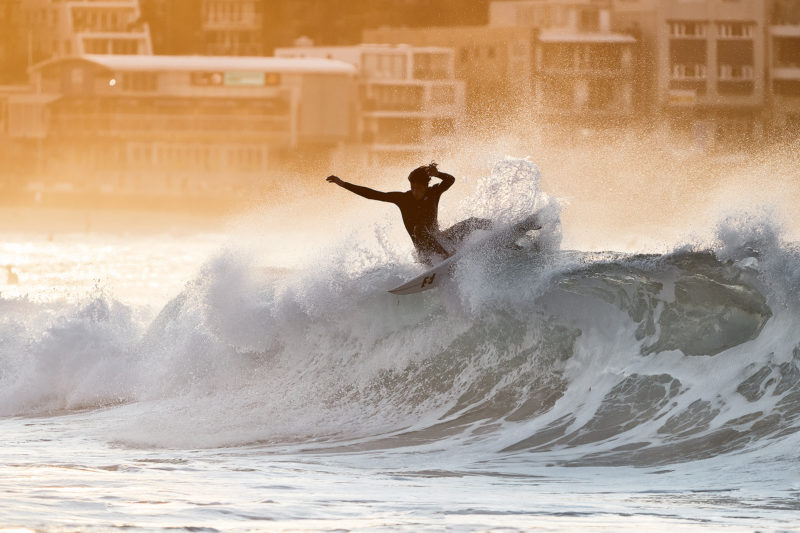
[20,0,153,62]
[276,44,466,163]
[9,54,357,195]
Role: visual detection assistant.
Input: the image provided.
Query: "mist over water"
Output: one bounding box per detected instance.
[1,139,800,531]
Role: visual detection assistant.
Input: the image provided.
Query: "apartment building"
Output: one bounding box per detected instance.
[490,1,637,122]
[367,1,637,124]
[606,0,769,145]
[5,55,356,194]
[201,0,264,56]
[660,0,768,144]
[363,26,538,119]
[276,44,466,163]
[19,0,153,64]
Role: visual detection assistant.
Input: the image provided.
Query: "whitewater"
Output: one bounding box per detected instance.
[1,158,799,532]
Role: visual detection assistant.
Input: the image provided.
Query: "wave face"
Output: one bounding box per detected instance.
[1,159,799,467]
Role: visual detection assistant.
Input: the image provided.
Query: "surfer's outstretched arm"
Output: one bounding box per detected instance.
[326,175,401,203]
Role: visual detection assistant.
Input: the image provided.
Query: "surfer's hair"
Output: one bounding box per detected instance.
[408,166,431,184]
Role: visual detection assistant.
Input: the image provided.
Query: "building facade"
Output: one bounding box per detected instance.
[657,0,768,145]
[367,1,637,124]
[19,0,153,64]
[768,16,800,136]
[3,55,356,196]
[603,0,772,146]
[492,0,637,122]
[363,26,538,120]
[201,0,264,56]
[0,0,28,84]
[276,44,466,163]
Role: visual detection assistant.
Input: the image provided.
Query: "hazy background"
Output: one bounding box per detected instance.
[1,0,798,251]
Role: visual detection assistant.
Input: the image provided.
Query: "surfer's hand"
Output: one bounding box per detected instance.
[425,162,439,177]
[326,175,342,185]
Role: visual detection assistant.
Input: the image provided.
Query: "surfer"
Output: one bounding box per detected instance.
[326,163,491,265]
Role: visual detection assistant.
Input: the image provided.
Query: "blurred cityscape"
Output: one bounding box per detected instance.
[0,0,798,210]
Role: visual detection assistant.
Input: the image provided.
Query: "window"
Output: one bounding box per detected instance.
[413,53,449,80]
[588,79,614,110]
[719,64,753,80]
[541,43,574,70]
[670,22,706,37]
[672,63,707,79]
[581,44,621,70]
[430,85,455,105]
[84,39,109,54]
[122,73,157,92]
[369,85,422,111]
[718,22,752,38]
[580,10,599,32]
[775,37,800,67]
[774,80,800,96]
[363,53,407,80]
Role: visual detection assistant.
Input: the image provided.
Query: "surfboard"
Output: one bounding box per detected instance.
[388,253,460,295]
[388,215,542,295]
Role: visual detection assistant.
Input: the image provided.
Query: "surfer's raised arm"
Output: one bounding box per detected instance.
[326,175,401,203]
[426,163,455,193]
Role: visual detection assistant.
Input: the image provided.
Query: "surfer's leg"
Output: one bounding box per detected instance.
[442,217,492,247]
[413,226,451,264]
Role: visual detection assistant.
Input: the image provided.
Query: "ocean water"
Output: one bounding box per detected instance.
[1,159,799,532]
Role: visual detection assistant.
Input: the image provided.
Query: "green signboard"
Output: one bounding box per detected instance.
[224,71,265,87]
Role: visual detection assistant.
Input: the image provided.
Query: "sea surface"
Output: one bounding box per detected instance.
[1,159,799,532]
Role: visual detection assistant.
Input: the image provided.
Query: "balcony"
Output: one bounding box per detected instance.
[361,81,462,117]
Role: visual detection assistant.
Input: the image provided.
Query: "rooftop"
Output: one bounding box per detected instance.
[32,55,358,75]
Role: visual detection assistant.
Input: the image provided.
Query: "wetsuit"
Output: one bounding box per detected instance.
[337,174,455,264]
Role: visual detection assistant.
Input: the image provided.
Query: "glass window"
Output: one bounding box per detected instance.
[430,85,454,105]
[413,53,449,80]
[670,22,707,37]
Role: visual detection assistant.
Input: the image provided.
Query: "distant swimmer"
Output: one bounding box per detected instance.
[326,162,491,265]
[5,265,18,285]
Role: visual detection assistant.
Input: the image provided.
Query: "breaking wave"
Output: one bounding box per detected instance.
[1,158,799,467]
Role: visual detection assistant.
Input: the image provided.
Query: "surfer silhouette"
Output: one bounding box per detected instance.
[326,163,491,265]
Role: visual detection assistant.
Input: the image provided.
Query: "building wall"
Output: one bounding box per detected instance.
[533,36,636,123]
[0,1,28,84]
[19,0,152,62]
[201,0,263,55]
[276,45,465,161]
[369,3,637,123]
[608,0,769,144]
[9,56,356,192]
[657,0,767,120]
[490,0,614,32]
[768,25,800,136]
[363,26,537,118]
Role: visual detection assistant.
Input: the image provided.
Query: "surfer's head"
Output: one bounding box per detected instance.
[408,166,431,200]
